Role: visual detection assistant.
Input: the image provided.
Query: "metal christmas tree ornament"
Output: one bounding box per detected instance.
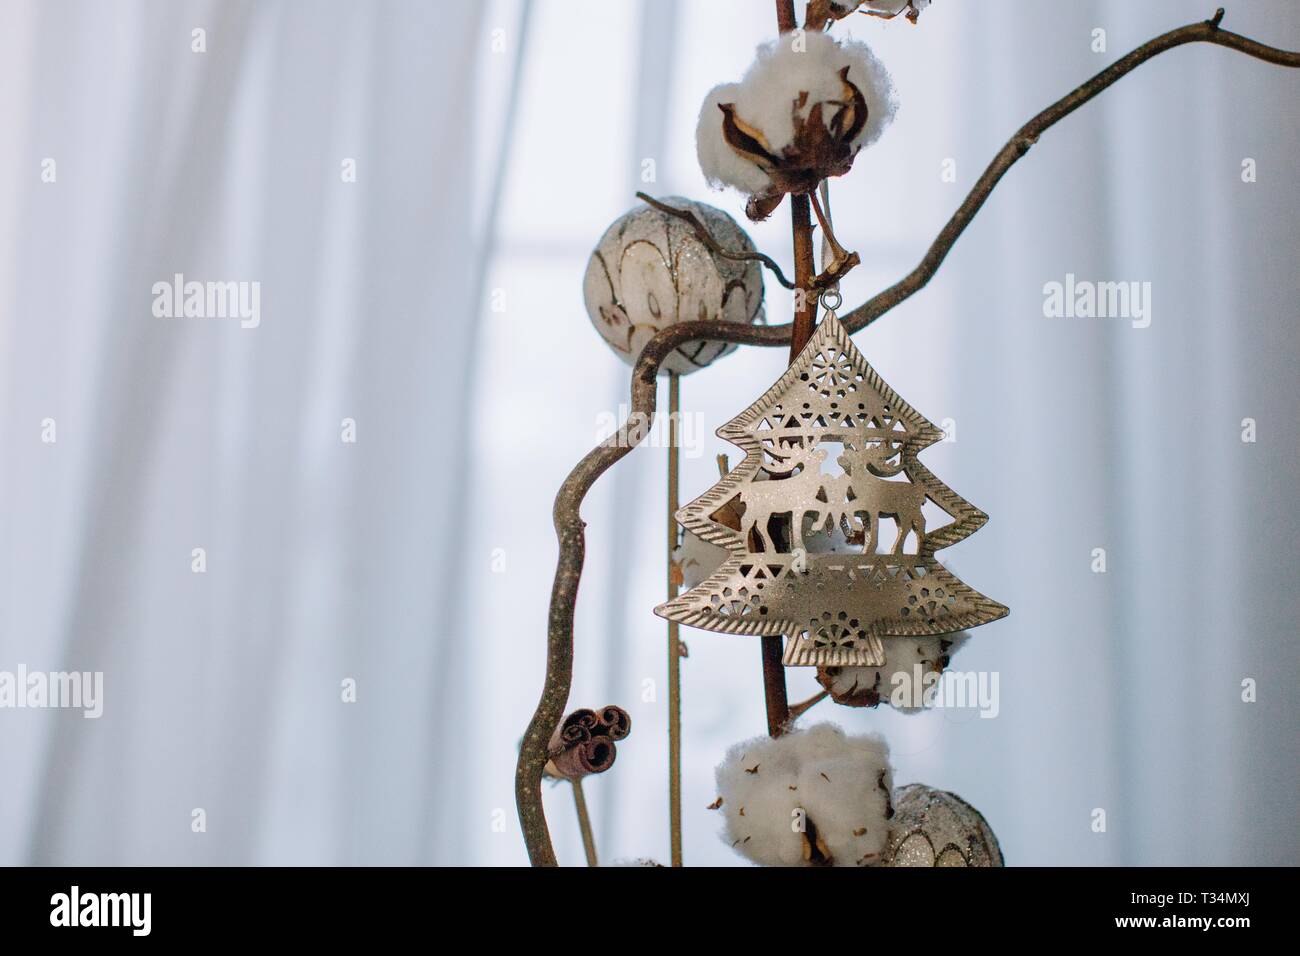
[656,305,1007,667]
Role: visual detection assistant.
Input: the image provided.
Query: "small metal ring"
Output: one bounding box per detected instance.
[819,288,842,312]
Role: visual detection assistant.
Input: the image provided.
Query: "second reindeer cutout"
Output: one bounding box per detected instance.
[656,310,1007,667]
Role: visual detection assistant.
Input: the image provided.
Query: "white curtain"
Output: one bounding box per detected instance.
[0,0,487,864]
[1,0,1295,866]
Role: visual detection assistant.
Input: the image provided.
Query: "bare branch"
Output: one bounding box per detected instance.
[776,0,798,33]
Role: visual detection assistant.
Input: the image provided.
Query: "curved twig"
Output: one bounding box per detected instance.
[635,189,861,296]
[516,10,1300,866]
[635,191,799,289]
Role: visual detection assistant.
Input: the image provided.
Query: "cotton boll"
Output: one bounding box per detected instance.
[697,83,773,195]
[695,32,895,212]
[714,722,893,866]
[714,730,821,867]
[732,31,895,156]
[818,661,884,707]
[794,730,894,865]
[817,630,968,710]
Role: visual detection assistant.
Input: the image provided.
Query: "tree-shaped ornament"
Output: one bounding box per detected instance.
[656,308,1008,666]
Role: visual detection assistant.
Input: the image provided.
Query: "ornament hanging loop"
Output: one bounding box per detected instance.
[819,288,842,315]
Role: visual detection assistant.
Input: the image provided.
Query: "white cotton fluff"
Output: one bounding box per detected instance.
[734,32,895,154]
[714,722,893,867]
[696,31,896,195]
[821,631,969,711]
[696,83,773,195]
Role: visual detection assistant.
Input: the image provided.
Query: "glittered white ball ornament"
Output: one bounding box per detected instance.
[882,784,1004,867]
[582,198,765,376]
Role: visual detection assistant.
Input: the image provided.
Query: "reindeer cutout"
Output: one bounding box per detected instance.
[826,451,927,555]
[736,441,830,553]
